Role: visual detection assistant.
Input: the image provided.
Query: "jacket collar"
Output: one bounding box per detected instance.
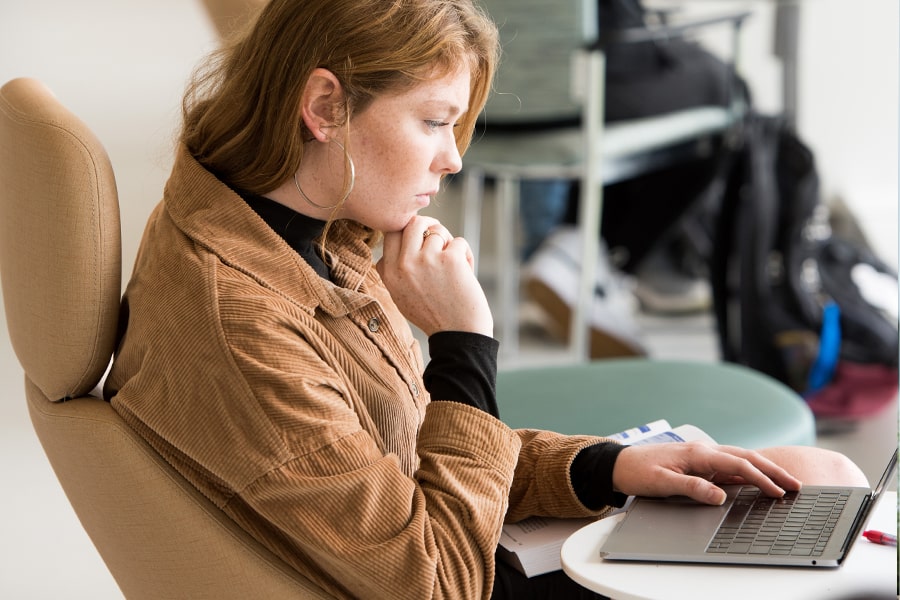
[163,145,378,317]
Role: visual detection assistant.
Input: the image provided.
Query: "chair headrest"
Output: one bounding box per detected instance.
[0,78,121,401]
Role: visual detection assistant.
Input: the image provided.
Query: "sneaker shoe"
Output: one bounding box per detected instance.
[523,226,648,359]
[633,242,712,315]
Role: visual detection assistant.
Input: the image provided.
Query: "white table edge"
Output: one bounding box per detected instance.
[561,490,898,600]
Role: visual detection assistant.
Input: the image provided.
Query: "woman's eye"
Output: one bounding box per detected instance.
[425,120,450,130]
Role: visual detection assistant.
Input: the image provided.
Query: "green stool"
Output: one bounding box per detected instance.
[496,359,816,448]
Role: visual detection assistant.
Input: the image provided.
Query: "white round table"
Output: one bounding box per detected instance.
[561,491,898,600]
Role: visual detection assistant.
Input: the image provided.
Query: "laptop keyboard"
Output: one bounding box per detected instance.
[706,487,851,556]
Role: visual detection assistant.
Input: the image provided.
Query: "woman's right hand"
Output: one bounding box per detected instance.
[376,215,494,338]
[612,442,803,506]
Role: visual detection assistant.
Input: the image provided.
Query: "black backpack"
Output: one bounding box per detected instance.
[710,114,898,419]
[599,0,740,124]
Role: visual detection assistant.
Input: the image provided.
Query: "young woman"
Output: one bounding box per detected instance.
[105,1,866,597]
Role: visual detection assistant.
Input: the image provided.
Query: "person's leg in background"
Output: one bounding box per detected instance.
[519,179,571,261]
[519,180,648,359]
[600,157,722,315]
[516,155,723,358]
[514,0,741,354]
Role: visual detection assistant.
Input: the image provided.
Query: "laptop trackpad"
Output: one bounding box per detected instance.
[600,495,731,558]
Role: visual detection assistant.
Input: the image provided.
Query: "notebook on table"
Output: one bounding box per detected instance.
[599,448,898,568]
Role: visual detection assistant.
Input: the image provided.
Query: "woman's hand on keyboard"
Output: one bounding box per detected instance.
[611,442,803,506]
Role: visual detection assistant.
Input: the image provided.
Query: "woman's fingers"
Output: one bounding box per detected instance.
[613,442,803,506]
[377,216,493,337]
[422,225,452,248]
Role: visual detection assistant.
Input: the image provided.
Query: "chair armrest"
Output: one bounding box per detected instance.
[589,10,752,50]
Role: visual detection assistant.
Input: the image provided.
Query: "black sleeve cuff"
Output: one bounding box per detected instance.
[422,331,500,418]
[570,442,630,510]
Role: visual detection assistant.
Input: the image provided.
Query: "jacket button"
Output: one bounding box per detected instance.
[367,317,380,332]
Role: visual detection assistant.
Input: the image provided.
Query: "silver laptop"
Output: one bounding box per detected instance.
[599,448,897,568]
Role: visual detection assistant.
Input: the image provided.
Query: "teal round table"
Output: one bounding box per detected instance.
[496,359,816,448]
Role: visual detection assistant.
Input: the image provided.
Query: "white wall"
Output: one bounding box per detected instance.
[797,0,898,264]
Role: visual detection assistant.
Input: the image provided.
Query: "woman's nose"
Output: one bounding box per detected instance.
[438,137,463,175]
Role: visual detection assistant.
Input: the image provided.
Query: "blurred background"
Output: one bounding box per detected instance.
[0,1,896,597]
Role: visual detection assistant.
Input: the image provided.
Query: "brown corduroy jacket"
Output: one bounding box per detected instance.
[105,147,613,599]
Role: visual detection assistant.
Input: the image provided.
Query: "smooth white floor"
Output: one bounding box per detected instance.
[0,1,897,598]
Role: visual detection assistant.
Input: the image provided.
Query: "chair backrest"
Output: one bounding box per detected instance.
[478,0,597,128]
[0,78,121,401]
[0,77,332,599]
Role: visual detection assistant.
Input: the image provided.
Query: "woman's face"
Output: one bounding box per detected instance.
[340,65,471,233]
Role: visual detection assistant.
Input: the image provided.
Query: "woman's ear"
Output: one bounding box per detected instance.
[301,68,344,143]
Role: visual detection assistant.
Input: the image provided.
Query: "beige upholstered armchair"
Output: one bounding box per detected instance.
[0,77,331,599]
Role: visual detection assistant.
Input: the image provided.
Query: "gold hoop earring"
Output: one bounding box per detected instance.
[294,139,356,211]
